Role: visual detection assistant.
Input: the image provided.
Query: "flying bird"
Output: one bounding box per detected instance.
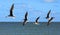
[47,17,54,26]
[23,12,28,26]
[8,3,14,17]
[46,10,51,19]
[34,16,40,25]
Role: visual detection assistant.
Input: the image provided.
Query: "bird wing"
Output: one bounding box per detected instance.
[23,19,27,26]
[23,20,26,26]
[49,17,53,22]
[25,12,28,19]
[36,17,40,22]
[46,10,51,18]
[10,4,14,12]
[47,17,53,26]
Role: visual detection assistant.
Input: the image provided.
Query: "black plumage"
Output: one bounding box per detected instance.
[8,4,14,17]
[23,12,28,26]
[35,17,40,23]
[46,10,51,19]
[47,17,54,26]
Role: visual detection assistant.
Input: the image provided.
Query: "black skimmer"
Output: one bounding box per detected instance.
[8,3,14,17]
[46,10,51,20]
[34,16,40,25]
[47,17,54,26]
[23,12,28,26]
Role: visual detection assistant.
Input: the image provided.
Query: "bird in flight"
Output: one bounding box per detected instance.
[34,16,40,25]
[46,10,51,20]
[23,12,28,26]
[47,17,54,26]
[8,3,14,17]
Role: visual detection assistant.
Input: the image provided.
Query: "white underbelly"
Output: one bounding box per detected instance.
[34,22,39,25]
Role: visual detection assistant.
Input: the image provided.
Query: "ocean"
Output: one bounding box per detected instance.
[0,22,60,35]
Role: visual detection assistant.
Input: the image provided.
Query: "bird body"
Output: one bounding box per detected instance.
[8,4,14,17]
[46,10,51,19]
[23,12,28,26]
[47,17,54,26]
[34,17,40,25]
[35,22,39,25]
[23,19,27,26]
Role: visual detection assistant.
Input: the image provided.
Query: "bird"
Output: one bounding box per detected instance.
[8,3,14,17]
[46,10,51,20]
[34,16,40,25]
[23,12,28,26]
[47,17,54,26]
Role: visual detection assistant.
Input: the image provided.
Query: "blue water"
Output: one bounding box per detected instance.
[0,22,60,35]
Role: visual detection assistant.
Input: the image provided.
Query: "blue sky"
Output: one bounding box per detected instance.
[0,0,60,22]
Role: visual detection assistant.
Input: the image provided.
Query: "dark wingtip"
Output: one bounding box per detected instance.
[52,17,55,18]
[38,16,40,18]
[26,11,28,14]
[11,3,14,7]
[12,3,14,5]
[49,9,51,11]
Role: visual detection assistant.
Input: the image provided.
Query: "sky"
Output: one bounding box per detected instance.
[0,0,60,22]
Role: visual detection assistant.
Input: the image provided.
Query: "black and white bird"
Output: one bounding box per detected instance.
[23,12,28,26]
[46,10,51,20]
[47,17,54,26]
[8,4,14,17]
[34,16,40,25]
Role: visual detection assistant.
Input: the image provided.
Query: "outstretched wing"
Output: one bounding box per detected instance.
[46,10,51,19]
[36,17,40,22]
[25,12,28,19]
[10,4,14,12]
[23,12,28,26]
[47,17,54,26]
[23,20,27,26]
